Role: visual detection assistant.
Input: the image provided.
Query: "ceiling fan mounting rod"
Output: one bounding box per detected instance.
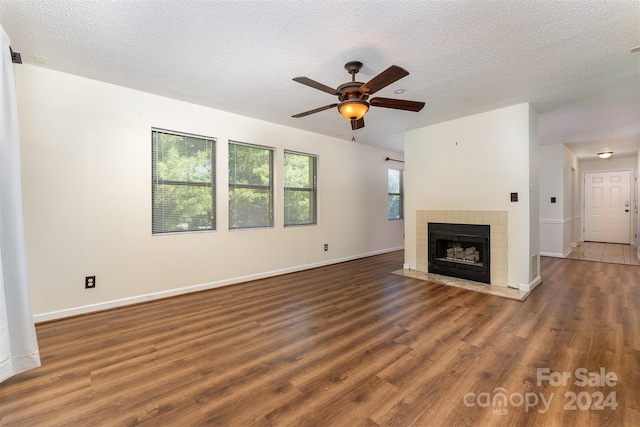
[344,61,363,82]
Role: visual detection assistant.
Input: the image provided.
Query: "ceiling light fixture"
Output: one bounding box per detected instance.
[394,88,405,94]
[293,61,423,129]
[597,151,613,159]
[338,100,369,120]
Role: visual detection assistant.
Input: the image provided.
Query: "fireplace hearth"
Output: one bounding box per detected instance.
[428,222,490,284]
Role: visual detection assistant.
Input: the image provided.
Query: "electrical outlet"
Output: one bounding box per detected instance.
[85,276,96,289]
[324,244,328,251]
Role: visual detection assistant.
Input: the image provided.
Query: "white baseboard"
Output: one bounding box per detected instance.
[570,240,583,248]
[520,275,542,293]
[539,251,565,258]
[540,247,572,258]
[34,246,404,323]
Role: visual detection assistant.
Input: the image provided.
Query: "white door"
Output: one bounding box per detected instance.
[584,170,631,244]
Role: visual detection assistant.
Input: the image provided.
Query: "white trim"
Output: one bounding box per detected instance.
[539,251,565,258]
[34,246,403,323]
[520,275,542,292]
[539,218,572,224]
[539,245,573,258]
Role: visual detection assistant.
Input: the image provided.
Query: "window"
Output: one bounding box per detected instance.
[284,151,317,226]
[388,168,403,220]
[229,141,274,229]
[152,129,215,234]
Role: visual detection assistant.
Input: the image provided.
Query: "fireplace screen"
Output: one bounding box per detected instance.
[428,222,490,284]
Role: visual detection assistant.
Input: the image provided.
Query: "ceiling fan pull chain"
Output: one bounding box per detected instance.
[352,125,357,142]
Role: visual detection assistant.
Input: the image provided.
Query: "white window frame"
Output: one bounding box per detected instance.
[151,128,215,234]
[284,150,318,227]
[228,141,275,229]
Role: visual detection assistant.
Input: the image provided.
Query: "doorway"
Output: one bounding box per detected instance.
[584,170,631,244]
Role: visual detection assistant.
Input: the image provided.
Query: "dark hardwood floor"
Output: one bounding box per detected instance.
[1,251,638,426]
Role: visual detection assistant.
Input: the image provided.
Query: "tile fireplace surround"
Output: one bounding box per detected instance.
[416,210,508,287]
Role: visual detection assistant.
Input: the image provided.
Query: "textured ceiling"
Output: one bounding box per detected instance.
[1,0,639,158]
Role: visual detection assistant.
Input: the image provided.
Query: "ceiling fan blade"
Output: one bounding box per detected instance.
[370,97,425,112]
[292,103,338,118]
[351,118,365,130]
[293,77,340,96]
[359,65,409,95]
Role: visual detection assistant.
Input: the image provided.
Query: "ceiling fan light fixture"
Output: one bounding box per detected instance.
[597,151,613,159]
[338,100,369,121]
[292,62,423,130]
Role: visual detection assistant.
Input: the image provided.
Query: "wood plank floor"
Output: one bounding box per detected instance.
[1,251,639,426]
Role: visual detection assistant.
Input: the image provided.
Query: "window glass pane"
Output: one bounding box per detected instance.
[285,151,317,226]
[229,143,272,186]
[388,195,401,220]
[152,130,215,234]
[229,142,274,229]
[285,152,313,188]
[388,169,401,193]
[387,168,403,220]
[285,189,315,225]
[229,188,271,228]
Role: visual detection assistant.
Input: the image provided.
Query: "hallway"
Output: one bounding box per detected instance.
[566,242,639,265]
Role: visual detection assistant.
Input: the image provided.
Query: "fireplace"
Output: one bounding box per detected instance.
[428,222,490,284]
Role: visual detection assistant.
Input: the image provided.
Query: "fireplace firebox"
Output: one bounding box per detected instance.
[428,223,490,284]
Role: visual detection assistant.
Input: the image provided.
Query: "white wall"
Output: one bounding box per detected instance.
[580,156,636,175]
[539,145,564,256]
[564,145,581,248]
[404,103,539,289]
[15,64,404,320]
[637,152,640,252]
[539,144,579,257]
[529,106,540,282]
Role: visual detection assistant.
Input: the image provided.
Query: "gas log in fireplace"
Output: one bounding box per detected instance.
[428,222,490,284]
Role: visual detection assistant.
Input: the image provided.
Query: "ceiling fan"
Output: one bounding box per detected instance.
[292,61,425,130]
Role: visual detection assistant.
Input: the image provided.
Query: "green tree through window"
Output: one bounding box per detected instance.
[284,151,317,226]
[229,142,274,229]
[388,168,403,220]
[152,129,215,233]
